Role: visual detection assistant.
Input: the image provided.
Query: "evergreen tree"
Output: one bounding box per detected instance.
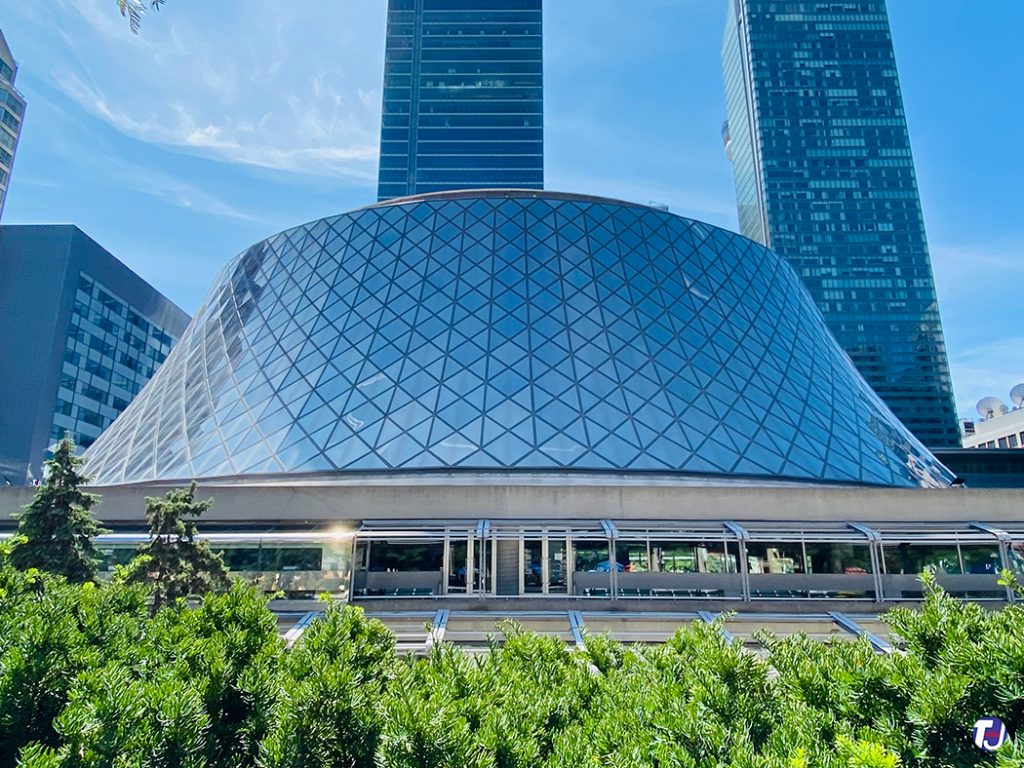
[10,437,106,582]
[123,481,230,613]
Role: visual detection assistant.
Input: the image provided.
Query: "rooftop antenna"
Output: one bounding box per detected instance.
[976,396,1008,421]
[1010,383,1024,408]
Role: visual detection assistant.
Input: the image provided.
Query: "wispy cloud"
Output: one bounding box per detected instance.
[949,335,1024,416]
[113,159,264,223]
[16,84,269,224]
[928,240,1024,416]
[548,168,738,226]
[41,0,384,180]
[930,240,1024,303]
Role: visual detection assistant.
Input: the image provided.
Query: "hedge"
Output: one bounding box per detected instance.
[1,561,1022,767]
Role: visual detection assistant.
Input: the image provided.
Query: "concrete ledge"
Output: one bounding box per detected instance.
[2,476,1022,526]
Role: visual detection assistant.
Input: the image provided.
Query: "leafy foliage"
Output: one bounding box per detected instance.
[1,555,1022,768]
[121,481,231,614]
[9,437,106,583]
[115,0,165,33]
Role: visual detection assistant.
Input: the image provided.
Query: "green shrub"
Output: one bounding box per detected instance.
[1,557,1022,768]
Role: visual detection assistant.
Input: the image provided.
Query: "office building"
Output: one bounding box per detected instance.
[0,225,189,484]
[933,449,1024,490]
[0,30,26,220]
[721,0,959,448]
[377,0,544,201]
[960,386,1024,450]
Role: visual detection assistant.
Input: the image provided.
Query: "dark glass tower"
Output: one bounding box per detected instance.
[0,225,189,484]
[377,0,544,201]
[721,0,959,448]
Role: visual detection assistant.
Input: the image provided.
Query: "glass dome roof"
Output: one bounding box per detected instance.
[84,191,954,488]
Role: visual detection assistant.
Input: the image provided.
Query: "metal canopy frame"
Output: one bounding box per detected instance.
[14,517,1011,605]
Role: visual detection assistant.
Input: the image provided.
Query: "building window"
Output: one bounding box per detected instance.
[79,410,105,428]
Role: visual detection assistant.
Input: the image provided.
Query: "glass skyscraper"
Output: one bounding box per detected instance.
[0,226,189,484]
[377,0,544,201]
[0,29,26,221]
[721,0,959,448]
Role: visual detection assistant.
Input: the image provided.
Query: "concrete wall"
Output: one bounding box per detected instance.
[1,473,1022,527]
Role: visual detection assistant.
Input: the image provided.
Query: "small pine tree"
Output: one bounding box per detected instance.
[10,437,106,582]
[123,481,230,613]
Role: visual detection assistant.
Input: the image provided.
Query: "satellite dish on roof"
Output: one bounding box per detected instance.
[1010,383,1024,408]
[977,396,1008,420]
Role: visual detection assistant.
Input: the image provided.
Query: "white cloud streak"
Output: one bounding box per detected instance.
[42,0,384,180]
[929,240,1024,416]
[949,336,1024,417]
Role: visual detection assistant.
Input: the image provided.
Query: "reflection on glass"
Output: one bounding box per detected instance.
[574,542,610,573]
[548,538,567,593]
[648,541,739,574]
[805,543,872,574]
[702,543,740,574]
[960,546,1002,575]
[449,540,469,592]
[881,544,1000,576]
[101,539,350,599]
[1011,544,1024,575]
[83,195,955,489]
[368,541,443,572]
[651,541,696,573]
[524,539,542,593]
[615,542,649,573]
[746,542,803,575]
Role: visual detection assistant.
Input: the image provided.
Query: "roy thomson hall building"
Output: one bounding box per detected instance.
[2,191,1023,635]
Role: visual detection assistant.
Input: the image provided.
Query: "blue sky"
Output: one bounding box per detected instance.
[1,0,1022,418]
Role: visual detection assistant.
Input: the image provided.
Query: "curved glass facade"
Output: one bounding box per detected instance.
[84,191,953,488]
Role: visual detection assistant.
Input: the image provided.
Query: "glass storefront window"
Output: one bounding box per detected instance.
[448,540,469,592]
[648,541,740,574]
[960,545,1002,575]
[615,541,649,573]
[650,541,696,573]
[704,542,740,574]
[93,537,351,600]
[524,540,542,593]
[805,543,873,574]
[98,546,137,571]
[1010,543,1024,575]
[883,544,961,575]
[367,541,443,572]
[574,542,610,573]
[746,542,804,575]
[219,547,261,572]
[272,548,323,572]
[547,538,567,593]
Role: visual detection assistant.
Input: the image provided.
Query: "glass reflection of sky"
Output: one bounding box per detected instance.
[84,191,955,489]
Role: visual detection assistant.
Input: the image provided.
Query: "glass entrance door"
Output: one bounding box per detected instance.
[520,537,569,595]
[547,538,567,594]
[447,540,469,593]
[523,539,543,593]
